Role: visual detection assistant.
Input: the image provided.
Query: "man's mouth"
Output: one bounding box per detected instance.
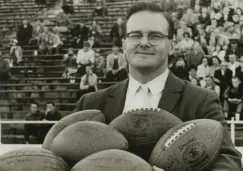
[135,52,155,55]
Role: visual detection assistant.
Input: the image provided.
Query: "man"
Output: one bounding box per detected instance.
[105,45,127,81]
[38,27,53,54]
[17,19,33,45]
[9,39,23,66]
[0,52,10,84]
[76,41,95,76]
[71,22,89,48]
[205,76,220,96]
[24,102,44,144]
[62,48,77,78]
[77,65,98,100]
[42,102,62,140]
[75,2,242,170]
[224,77,243,121]
[236,56,243,83]
[228,54,240,76]
[110,18,126,47]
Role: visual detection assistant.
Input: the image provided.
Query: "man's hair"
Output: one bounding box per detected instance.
[232,76,240,80]
[205,75,212,79]
[46,102,55,106]
[189,65,197,71]
[126,2,174,39]
[31,102,39,108]
[183,32,190,38]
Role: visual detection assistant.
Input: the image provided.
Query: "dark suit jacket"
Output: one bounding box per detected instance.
[214,69,233,88]
[17,24,33,43]
[75,72,242,170]
[110,23,126,40]
[71,24,89,41]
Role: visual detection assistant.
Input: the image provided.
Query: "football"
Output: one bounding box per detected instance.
[71,149,153,171]
[149,119,224,171]
[109,108,182,160]
[43,109,105,150]
[0,148,69,171]
[47,121,128,167]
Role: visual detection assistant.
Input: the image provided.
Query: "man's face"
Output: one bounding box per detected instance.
[220,62,228,70]
[23,19,28,25]
[189,69,196,77]
[232,78,240,88]
[123,11,170,71]
[117,18,123,26]
[233,15,240,22]
[205,77,212,86]
[212,20,217,26]
[229,55,236,63]
[46,104,55,113]
[30,104,38,113]
[202,58,208,66]
[86,66,92,74]
[83,46,89,52]
[112,46,119,54]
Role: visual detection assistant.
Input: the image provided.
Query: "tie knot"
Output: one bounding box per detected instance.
[141,84,149,93]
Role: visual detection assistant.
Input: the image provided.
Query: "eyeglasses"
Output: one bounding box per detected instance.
[125,32,168,46]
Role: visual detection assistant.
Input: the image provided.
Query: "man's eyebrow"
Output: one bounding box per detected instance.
[128,31,166,34]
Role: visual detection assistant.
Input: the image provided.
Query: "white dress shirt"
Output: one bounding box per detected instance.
[76,49,95,65]
[123,68,169,113]
[228,61,239,76]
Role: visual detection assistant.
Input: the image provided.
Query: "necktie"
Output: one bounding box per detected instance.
[140,84,152,108]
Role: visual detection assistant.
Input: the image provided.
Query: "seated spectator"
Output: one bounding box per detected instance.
[198,8,211,28]
[210,56,221,77]
[209,28,229,50]
[170,56,189,81]
[71,22,90,48]
[181,8,199,28]
[105,45,127,82]
[110,18,126,47]
[17,19,33,46]
[178,32,194,52]
[42,102,62,139]
[30,18,45,45]
[197,57,211,86]
[10,39,23,66]
[225,22,240,39]
[49,28,63,54]
[212,43,226,62]
[228,53,240,76]
[89,20,102,44]
[62,0,74,15]
[188,65,198,81]
[92,0,108,18]
[224,76,243,120]
[54,12,73,33]
[176,20,193,41]
[235,56,243,83]
[204,76,220,96]
[24,102,44,144]
[206,19,218,35]
[225,37,243,60]
[187,38,205,67]
[0,52,10,84]
[88,35,100,48]
[214,61,233,101]
[38,27,53,54]
[176,0,191,9]
[77,65,98,100]
[62,48,77,78]
[160,0,177,13]
[76,42,95,76]
[94,50,105,76]
[171,12,181,31]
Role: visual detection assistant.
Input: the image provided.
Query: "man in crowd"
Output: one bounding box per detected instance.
[105,45,127,81]
[17,19,33,46]
[24,102,44,144]
[92,0,108,18]
[110,18,126,47]
[224,76,243,121]
[76,41,95,76]
[228,53,240,76]
[71,22,90,48]
[42,102,62,139]
[9,39,23,66]
[62,48,77,78]
[77,65,98,100]
[75,3,242,170]
[38,27,53,54]
[205,75,220,96]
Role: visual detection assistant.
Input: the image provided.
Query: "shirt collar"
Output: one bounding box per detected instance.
[128,68,169,96]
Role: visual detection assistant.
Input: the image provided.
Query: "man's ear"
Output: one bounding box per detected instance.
[169,41,174,56]
[122,39,126,51]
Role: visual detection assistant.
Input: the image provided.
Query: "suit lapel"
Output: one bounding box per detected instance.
[104,79,128,123]
[158,72,184,113]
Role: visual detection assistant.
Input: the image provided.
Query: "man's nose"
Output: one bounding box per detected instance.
[139,36,151,47]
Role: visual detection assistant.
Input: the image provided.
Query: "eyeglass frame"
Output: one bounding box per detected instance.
[125,31,169,46]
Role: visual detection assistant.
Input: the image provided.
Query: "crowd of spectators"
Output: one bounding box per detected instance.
[4,0,243,137]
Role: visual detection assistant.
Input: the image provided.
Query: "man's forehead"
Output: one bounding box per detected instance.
[126,11,169,34]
